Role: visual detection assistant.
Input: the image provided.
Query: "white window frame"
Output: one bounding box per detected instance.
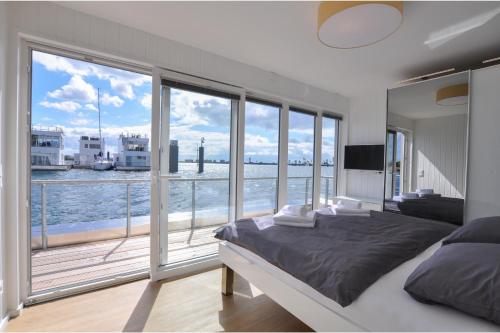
[150,67,245,281]
[19,39,152,305]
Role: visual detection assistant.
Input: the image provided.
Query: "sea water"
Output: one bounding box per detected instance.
[31,163,335,226]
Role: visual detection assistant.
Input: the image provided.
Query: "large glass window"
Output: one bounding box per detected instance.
[29,49,152,296]
[287,109,316,205]
[159,81,238,266]
[320,116,339,206]
[243,100,280,217]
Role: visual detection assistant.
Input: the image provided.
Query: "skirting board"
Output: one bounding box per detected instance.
[218,242,365,332]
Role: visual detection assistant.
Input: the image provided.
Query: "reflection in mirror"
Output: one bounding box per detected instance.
[384,72,469,225]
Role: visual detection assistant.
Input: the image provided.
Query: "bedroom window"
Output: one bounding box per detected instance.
[320,116,339,206]
[243,99,281,218]
[158,78,240,266]
[287,109,316,206]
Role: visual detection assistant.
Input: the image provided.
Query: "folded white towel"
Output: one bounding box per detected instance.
[279,204,311,217]
[315,207,335,215]
[417,188,434,195]
[273,211,314,223]
[337,199,362,209]
[401,192,419,200]
[274,219,316,228]
[334,207,371,216]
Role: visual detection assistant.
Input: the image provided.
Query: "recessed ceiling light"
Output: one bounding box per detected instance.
[317,1,404,49]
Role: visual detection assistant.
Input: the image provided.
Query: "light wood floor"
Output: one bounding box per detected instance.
[32,226,219,293]
[8,268,311,332]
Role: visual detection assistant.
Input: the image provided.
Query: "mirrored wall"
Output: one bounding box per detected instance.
[384,71,469,225]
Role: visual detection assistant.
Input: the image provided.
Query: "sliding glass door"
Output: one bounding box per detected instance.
[243,99,281,217]
[156,75,240,267]
[287,109,316,206]
[320,116,339,206]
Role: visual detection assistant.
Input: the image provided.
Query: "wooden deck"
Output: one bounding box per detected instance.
[31,226,220,293]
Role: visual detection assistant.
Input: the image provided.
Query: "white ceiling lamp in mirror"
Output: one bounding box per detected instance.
[436,84,469,106]
[317,1,404,49]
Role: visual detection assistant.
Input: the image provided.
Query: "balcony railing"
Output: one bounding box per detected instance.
[32,176,335,249]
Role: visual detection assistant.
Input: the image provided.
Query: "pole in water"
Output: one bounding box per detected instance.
[198,137,205,173]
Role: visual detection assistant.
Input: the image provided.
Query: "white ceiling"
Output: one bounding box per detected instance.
[60,1,500,98]
[388,71,468,119]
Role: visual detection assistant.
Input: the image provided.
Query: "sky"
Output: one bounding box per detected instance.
[32,50,336,164]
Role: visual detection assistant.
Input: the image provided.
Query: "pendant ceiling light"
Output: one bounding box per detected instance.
[436,84,469,106]
[317,1,404,49]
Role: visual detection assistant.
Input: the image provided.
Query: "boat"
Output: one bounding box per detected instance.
[91,88,113,171]
[92,159,113,171]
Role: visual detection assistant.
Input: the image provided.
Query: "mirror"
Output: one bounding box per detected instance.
[384,71,469,225]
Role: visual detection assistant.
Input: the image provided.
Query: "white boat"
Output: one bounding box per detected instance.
[92,159,113,171]
[91,88,113,171]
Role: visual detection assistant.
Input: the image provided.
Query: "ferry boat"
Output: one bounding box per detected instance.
[31,126,71,171]
[114,134,151,171]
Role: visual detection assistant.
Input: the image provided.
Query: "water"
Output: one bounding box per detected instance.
[31,163,335,226]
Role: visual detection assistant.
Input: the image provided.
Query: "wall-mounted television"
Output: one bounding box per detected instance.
[344,145,384,171]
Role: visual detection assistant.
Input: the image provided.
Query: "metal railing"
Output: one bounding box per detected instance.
[32,175,335,249]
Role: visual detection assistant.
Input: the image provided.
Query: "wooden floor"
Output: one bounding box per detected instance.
[32,226,220,293]
[8,268,311,332]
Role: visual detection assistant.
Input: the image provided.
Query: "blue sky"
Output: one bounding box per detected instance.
[32,50,336,163]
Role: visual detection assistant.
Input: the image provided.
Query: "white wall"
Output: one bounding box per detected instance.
[0,1,7,325]
[346,88,386,202]
[467,65,500,221]
[1,2,349,314]
[412,114,467,198]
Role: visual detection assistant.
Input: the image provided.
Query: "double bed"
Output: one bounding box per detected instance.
[216,211,500,331]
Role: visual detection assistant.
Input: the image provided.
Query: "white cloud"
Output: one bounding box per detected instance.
[100,92,124,107]
[48,75,97,102]
[84,103,98,111]
[110,78,135,99]
[170,89,230,127]
[33,51,151,101]
[140,93,152,109]
[69,118,92,126]
[39,100,81,113]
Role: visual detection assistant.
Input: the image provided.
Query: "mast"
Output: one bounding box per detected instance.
[97,88,102,157]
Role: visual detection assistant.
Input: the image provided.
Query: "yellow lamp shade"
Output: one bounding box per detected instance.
[318,1,404,49]
[436,84,469,106]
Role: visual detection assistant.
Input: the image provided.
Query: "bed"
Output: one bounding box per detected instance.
[216,212,500,331]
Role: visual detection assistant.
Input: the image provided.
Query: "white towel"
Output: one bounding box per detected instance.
[401,192,419,200]
[279,204,311,217]
[333,206,371,216]
[274,219,316,228]
[417,188,434,195]
[337,199,362,209]
[273,205,316,228]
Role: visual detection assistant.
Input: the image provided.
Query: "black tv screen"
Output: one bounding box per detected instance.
[344,145,384,171]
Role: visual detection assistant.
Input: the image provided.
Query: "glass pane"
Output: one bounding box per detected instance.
[30,50,152,294]
[394,132,405,196]
[287,111,315,206]
[160,86,232,266]
[385,132,395,199]
[243,101,280,218]
[320,117,338,206]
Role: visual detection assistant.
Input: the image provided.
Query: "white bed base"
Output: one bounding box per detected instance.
[218,242,366,332]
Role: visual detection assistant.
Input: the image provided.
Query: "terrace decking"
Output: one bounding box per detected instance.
[31,226,220,293]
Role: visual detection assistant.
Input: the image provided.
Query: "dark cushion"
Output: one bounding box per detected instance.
[404,243,500,325]
[443,216,500,245]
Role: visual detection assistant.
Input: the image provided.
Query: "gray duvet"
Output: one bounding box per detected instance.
[215,210,456,307]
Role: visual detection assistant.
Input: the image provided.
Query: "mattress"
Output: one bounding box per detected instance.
[223,240,500,332]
